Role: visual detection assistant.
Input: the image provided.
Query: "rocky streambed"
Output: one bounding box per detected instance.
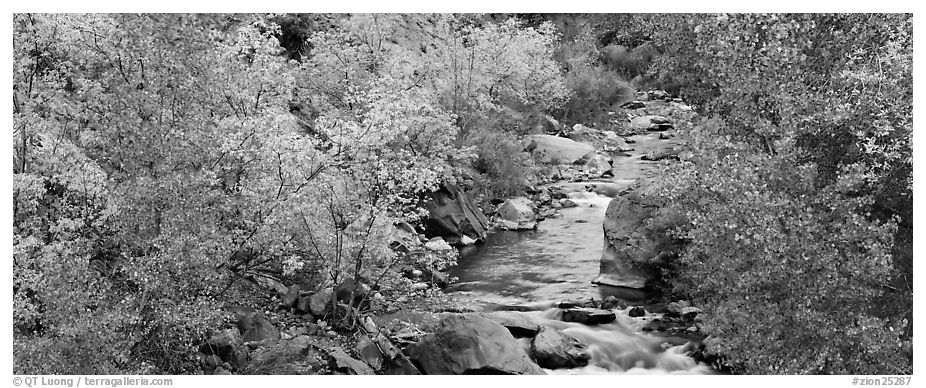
[195,90,718,375]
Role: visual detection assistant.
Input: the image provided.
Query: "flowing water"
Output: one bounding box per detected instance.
[444,133,711,374]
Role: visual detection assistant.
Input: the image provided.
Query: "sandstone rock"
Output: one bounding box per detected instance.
[527,134,595,165]
[293,294,312,314]
[593,182,679,289]
[406,313,545,375]
[561,308,616,325]
[530,327,590,369]
[496,197,536,228]
[425,237,453,251]
[328,347,375,375]
[422,182,489,244]
[309,289,334,317]
[583,154,613,178]
[356,335,384,370]
[388,221,421,253]
[281,284,301,309]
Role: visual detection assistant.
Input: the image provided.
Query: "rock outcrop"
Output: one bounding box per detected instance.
[406,313,545,375]
[422,182,489,245]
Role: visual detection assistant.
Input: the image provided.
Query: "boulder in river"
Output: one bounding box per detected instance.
[561,308,617,325]
[593,181,681,289]
[530,327,590,369]
[422,182,489,244]
[527,134,596,165]
[406,313,545,375]
[496,197,537,230]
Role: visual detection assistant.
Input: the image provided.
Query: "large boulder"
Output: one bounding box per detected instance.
[422,182,489,244]
[530,327,590,369]
[593,182,680,289]
[406,313,545,375]
[527,134,595,165]
[495,197,536,230]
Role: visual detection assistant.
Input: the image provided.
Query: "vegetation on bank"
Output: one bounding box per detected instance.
[12,13,911,375]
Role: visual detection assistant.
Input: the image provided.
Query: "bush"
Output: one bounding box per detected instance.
[651,119,912,374]
[463,129,536,200]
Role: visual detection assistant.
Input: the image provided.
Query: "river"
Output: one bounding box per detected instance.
[442,132,711,374]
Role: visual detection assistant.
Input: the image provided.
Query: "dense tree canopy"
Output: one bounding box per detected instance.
[12,13,912,375]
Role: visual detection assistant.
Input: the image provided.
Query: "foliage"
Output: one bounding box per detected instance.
[640,14,912,374]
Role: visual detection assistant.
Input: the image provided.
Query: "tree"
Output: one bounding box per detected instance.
[641,14,912,374]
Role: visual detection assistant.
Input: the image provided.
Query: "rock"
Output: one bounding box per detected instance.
[460,235,477,246]
[530,327,590,369]
[630,115,674,132]
[372,334,421,375]
[593,182,680,289]
[406,313,545,375]
[256,276,288,297]
[309,289,334,317]
[410,282,429,291]
[281,284,301,309]
[600,296,624,310]
[295,296,312,314]
[481,313,542,338]
[561,308,616,325]
[666,302,684,315]
[621,100,646,109]
[213,366,232,375]
[328,347,375,375]
[583,154,613,178]
[237,311,281,343]
[326,330,338,339]
[389,221,421,253]
[425,237,453,251]
[641,149,680,161]
[527,134,596,165]
[681,307,702,320]
[496,197,536,229]
[244,335,326,374]
[422,182,489,244]
[560,199,579,208]
[629,306,646,317]
[658,132,671,140]
[200,328,246,368]
[334,278,371,307]
[356,335,384,370]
